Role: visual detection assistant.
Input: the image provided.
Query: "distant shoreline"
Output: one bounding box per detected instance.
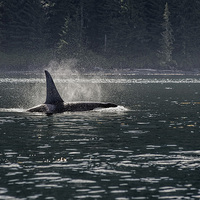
[1,68,200,76]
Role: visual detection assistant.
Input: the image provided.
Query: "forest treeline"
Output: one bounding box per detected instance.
[0,0,200,71]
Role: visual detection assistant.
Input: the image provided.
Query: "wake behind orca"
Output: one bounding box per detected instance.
[27,70,117,115]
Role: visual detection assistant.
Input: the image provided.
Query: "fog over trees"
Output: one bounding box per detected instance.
[0,0,200,71]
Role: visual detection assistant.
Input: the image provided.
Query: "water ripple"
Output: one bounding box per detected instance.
[1,75,200,199]
[0,187,7,194]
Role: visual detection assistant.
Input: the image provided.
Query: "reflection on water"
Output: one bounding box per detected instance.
[0,73,200,199]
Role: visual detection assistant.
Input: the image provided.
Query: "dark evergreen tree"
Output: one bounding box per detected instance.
[143,0,164,49]
[158,2,176,69]
[44,0,81,48]
[57,16,83,58]
[83,0,108,52]
[171,0,200,69]
[0,1,3,44]
[1,0,45,52]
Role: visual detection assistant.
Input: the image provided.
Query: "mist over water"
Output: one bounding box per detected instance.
[46,60,102,102]
[1,60,104,108]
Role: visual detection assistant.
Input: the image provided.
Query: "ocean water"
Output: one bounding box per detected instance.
[0,72,200,199]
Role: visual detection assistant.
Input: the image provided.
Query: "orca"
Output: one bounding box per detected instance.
[27,70,117,115]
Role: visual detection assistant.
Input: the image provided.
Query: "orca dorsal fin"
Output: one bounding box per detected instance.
[44,70,64,104]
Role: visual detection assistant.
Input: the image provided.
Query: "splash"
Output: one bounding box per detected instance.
[45,60,102,102]
[0,108,26,113]
[94,106,128,113]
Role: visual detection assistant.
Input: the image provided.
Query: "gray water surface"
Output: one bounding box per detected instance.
[0,73,200,199]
